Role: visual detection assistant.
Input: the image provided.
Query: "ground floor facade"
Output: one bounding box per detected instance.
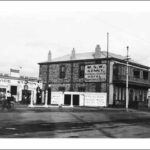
[0,77,42,104]
[32,82,149,108]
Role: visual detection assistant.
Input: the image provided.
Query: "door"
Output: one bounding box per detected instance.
[73,95,79,106]
[22,90,31,104]
[64,94,71,105]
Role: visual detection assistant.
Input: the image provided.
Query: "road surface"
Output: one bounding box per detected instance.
[0,107,150,138]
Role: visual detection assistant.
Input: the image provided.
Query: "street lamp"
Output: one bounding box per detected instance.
[126,46,129,110]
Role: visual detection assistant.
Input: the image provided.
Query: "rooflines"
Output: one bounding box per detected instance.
[38,56,150,69]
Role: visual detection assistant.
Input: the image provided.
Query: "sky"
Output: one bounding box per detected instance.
[0,1,150,77]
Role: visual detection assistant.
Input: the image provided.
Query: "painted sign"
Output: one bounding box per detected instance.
[84,92,107,107]
[85,64,106,82]
[51,92,63,105]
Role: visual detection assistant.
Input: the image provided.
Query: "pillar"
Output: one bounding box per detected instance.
[42,91,45,104]
[70,94,73,107]
[44,90,48,107]
[109,84,114,105]
[29,91,34,107]
[34,90,36,104]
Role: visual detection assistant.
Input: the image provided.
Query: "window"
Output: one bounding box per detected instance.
[60,65,65,78]
[11,86,17,95]
[78,87,85,92]
[113,64,118,76]
[143,71,148,80]
[79,64,85,78]
[133,69,140,78]
[58,87,65,92]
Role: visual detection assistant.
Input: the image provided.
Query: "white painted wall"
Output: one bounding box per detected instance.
[50,91,107,107]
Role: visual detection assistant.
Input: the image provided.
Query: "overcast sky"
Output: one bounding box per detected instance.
[0,1,150,77]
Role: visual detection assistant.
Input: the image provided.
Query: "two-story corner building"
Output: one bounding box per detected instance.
[38,45,150,108]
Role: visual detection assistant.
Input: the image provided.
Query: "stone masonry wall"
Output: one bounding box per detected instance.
[39,60,108,92]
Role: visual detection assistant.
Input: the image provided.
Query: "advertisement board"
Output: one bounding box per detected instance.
[84,92,107,107]
[51,92,63,105]
[85,64,106,82]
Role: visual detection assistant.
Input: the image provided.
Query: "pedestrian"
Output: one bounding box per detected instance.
[6,91,11,106]
[1,92,7,110]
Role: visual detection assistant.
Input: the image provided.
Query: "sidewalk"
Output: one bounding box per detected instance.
[10,103,150,114]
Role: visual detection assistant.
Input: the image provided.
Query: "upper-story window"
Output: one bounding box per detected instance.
[143,71,148,80]
[79,64,85,78]
[58,86,65,92]
[113,64,118,76]
[133,69,140,78]
[78,87,85,92]
[60,65,65,78]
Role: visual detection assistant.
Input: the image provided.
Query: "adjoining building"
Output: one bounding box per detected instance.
[38,45,150,108]
[0,69,42,104]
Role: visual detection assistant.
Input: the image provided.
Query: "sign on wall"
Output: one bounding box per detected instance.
[84,92,107,107]
[85,64,106,82]
[51,92,63,105]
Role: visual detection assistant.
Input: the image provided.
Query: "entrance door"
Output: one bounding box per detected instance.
[73,95,79,106]
[36,87,42,104]
[22,90,31,104]
[64,94,71,105]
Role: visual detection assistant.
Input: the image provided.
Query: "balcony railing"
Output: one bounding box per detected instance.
[113,74,150,85]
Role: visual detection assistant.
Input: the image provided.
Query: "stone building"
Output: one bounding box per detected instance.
[38,45,150,107]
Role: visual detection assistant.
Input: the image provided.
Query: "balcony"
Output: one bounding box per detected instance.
[113,74,150,87]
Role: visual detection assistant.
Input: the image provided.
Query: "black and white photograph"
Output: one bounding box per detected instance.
[0,0,150,149]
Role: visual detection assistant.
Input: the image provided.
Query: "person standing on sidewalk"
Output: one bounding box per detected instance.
[6,91,11,106]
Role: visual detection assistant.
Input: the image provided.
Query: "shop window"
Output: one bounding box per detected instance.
[79,64,85,78]
[58,87,65,92]
[143,71,148,80]
[78,87,85,92]
[11,86,17,95]
[60,65,65,78]
[133,69,140,78]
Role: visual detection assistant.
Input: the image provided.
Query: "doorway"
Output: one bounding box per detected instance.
[64,94,71,105]
[73,95,79,106]
[22,90,31,104]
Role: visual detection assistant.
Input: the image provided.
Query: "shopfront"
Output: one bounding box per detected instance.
[0,76,42,104]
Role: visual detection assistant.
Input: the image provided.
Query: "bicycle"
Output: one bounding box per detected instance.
[1,99,15,111]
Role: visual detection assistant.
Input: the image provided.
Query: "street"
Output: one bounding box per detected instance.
[0,106,150,138]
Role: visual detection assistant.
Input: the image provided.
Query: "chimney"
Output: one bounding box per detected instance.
[94,44,101,58]
[70,48,76,60]
[48,50,52,62]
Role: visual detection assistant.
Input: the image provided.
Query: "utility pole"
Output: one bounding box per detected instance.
[126,46,129,111]
[106,32,109,106]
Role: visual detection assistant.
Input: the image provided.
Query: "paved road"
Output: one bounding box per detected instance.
[0,107,150,138]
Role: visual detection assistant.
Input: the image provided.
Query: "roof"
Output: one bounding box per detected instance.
[0,74,38,82]
[39,51,141,64]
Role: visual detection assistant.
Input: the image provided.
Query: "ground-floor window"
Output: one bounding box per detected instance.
[10,86,17,95]
[114,86,125,101]
[114,85,148,104]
